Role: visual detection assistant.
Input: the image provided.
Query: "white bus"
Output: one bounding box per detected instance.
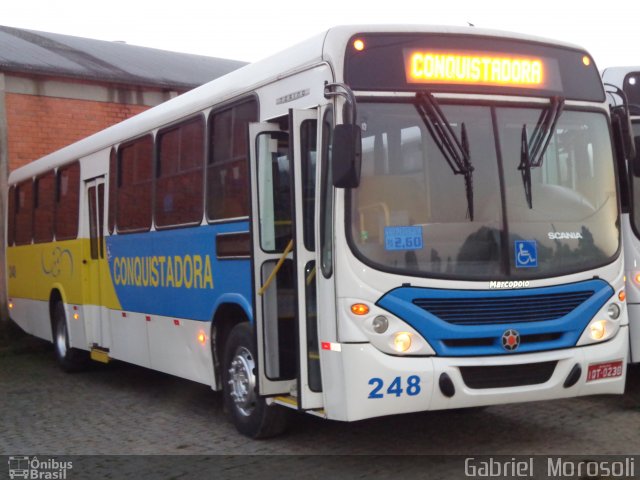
[5,26,631,438]
[602,66,640,364]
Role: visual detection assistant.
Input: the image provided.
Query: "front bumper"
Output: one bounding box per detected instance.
[325,326,628,422]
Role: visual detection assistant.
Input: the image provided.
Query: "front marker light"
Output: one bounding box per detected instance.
[589,320,606,341]
[607,303,621,320]
[372,315,389,333]
[393,332,412,353]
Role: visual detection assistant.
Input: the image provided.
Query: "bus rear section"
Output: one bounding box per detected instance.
[602,66,640,364]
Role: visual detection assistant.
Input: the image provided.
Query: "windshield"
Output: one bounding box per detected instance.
[348,101,619,280]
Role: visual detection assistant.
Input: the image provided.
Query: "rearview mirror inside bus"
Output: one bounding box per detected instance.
[332,124,362,188]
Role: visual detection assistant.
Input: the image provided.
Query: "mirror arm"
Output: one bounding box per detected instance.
[324,82,358,125]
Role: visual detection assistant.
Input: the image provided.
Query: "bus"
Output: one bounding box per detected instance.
[5,26,631,438]
[602,66,640,364]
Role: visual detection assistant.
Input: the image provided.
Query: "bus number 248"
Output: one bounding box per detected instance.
[368,375,421,399]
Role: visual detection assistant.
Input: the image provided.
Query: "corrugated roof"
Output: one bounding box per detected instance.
[0,25,247,89]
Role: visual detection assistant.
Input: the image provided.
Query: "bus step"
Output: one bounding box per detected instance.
[272,395,298,410]
[306,408,326,419]
[271,396,326,418]
[90,347,111,364]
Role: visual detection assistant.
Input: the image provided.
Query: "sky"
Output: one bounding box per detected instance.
[2,0,639,69]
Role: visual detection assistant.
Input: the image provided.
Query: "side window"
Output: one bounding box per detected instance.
[117,135,153,232]
[301,119,317,251]
[256,131,291,252]
[156,116,205,227]
[320,107,334,277]
[108,148,116,234]
[56,162,80,240]
[7,185,16,246]
[33,171,56,243]
[15,180,33,245]
[207,99,257,220]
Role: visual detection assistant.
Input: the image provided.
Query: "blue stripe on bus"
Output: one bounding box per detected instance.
[376,279,613,356]
[105,222,252,321]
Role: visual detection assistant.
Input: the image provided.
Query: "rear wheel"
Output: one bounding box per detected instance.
[53,302,89,372]
[223,322,289,438]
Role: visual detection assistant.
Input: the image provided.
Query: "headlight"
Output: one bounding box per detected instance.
[578,318,621,346]
[577,290,625,346]
[589,320,607,340]
[344,298,435,356]
[393,332,412,353]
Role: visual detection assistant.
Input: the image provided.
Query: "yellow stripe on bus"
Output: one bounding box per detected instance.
[7,239,121,310]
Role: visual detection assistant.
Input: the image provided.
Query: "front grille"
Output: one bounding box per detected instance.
[413,291,592,325]
[442,332,563,349]
[459,361,557,389]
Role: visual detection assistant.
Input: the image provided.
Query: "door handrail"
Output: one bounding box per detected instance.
[258,239,294,296]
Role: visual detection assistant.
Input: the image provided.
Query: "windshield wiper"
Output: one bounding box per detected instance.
[415,91,475,221]
[518,96,565,209]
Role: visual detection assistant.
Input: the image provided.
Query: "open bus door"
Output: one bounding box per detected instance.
[248,109,323,411]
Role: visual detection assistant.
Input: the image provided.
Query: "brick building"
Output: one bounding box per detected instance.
[0,25,247,319]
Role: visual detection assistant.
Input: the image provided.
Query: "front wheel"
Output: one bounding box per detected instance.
[223,322,289,438]
[53,301,89,372]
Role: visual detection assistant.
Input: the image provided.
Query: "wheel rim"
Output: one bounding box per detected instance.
[55,318,68,359]
[228,346,257,417]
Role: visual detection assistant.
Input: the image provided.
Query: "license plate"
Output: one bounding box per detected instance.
[586,360,623,382]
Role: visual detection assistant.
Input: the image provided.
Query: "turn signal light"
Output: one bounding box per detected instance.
[351,303,370,315]
[618,290,626,302]
[197,331,207,345]
[353,39,365,51]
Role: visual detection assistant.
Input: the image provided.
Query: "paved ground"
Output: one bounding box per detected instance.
[1,338,639,478]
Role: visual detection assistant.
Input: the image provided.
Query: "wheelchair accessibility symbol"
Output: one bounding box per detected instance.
[515,240,538,268]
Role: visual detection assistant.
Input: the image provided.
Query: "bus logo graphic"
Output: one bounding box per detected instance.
[515,240,537,268]
[502,329,521,351]
[8,456,29,479]
[41,247,74,278]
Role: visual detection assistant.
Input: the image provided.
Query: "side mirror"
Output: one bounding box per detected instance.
[611,106,637,165]
[331,124,362,188]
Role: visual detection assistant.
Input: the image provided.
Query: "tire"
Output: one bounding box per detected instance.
[53,301,89,372]
[223,322,289,438]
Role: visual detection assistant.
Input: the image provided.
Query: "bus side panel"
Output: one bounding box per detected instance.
[7,298,52,342]
[7,240,85,341]
[627,304,640,363]
[105,221,251,384]
[622,215,640,363]
[108,310,151,369]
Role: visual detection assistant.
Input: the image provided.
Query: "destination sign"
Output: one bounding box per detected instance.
[344,33,604,101]
[405,51,545,87]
